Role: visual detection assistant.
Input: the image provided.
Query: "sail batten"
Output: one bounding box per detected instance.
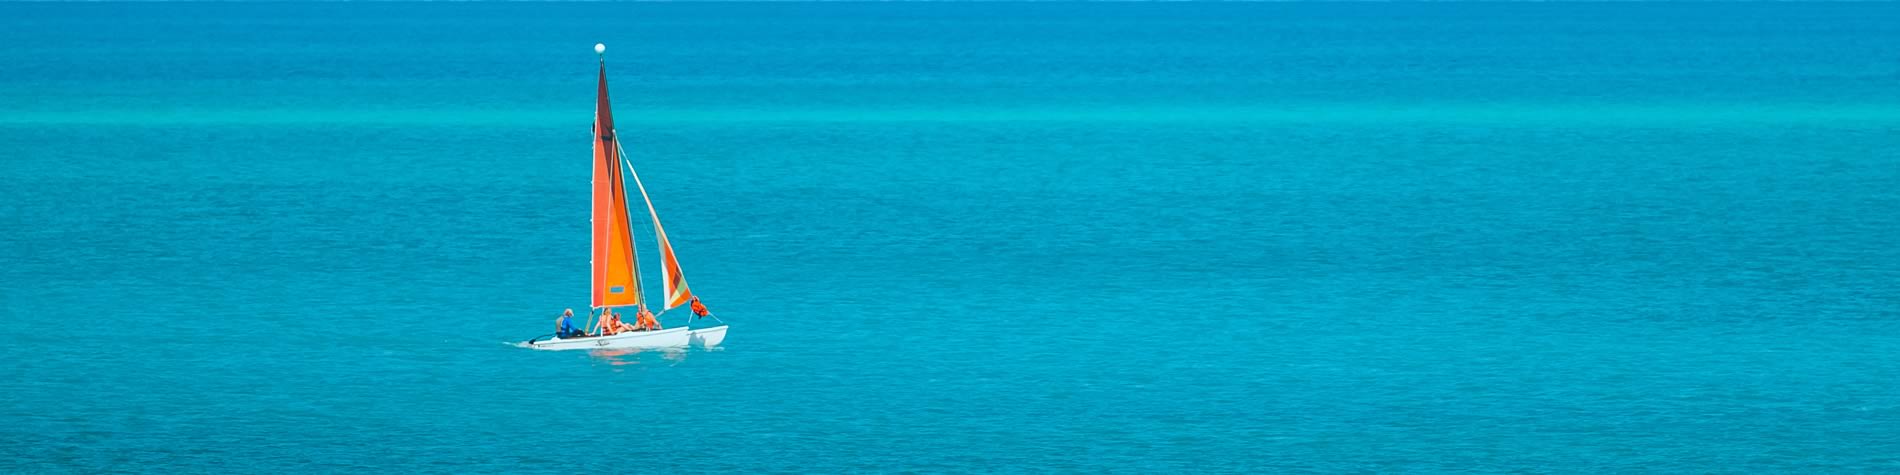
[589,60,643,309]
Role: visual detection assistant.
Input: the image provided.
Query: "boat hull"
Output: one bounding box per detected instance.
[529,327,690,351]
[688,325,728,348]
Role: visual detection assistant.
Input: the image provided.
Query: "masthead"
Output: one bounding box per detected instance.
[595,43,607,56]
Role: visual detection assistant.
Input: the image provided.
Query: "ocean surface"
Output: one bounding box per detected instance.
[4,2,1900,472]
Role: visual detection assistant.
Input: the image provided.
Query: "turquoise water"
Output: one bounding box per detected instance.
[5,2,1900,472]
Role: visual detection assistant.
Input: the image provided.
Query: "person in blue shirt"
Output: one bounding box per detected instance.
[555,309,587,338]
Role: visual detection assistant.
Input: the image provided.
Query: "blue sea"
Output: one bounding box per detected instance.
[4,2,1900,472]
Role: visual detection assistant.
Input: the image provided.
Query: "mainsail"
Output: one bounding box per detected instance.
[590,59,642,309]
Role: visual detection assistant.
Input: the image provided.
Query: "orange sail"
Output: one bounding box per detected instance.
[624,154,696,310]
[590,60,642,309]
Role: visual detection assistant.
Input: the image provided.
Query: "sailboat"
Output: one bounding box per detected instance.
[527,43,729,351]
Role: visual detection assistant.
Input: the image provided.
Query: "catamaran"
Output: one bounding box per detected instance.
[527,44,729,351]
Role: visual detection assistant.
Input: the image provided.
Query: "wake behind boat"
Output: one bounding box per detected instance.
[526,43,729,351]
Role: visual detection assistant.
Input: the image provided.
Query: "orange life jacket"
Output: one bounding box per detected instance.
[600,313,621,335]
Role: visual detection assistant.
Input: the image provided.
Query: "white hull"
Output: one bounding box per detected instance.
[529,327,690,351]
[688,325,728,348]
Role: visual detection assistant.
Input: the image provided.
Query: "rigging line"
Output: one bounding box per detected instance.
[611,135,647,309]
[617,137,693,311]
[617,137,664,309]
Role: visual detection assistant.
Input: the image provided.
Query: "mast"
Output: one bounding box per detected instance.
[588,44,600,311]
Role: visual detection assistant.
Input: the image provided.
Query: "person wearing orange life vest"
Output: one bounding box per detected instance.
[634,306,660,331]
[596,309,625,336]
[689,297,710,319]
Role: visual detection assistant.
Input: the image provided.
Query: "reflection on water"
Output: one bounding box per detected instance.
[588,347,690,367]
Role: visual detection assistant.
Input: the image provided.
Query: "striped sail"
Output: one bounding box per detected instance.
[652,222,694,310]
[623,142,696,310]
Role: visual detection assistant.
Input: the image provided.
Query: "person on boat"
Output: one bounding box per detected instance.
[627,311,649,334]
[597,310,623,336]
[634,306,660,331]
[555,309,587,338]
[690,297,710,319]
[601,309,640,334]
